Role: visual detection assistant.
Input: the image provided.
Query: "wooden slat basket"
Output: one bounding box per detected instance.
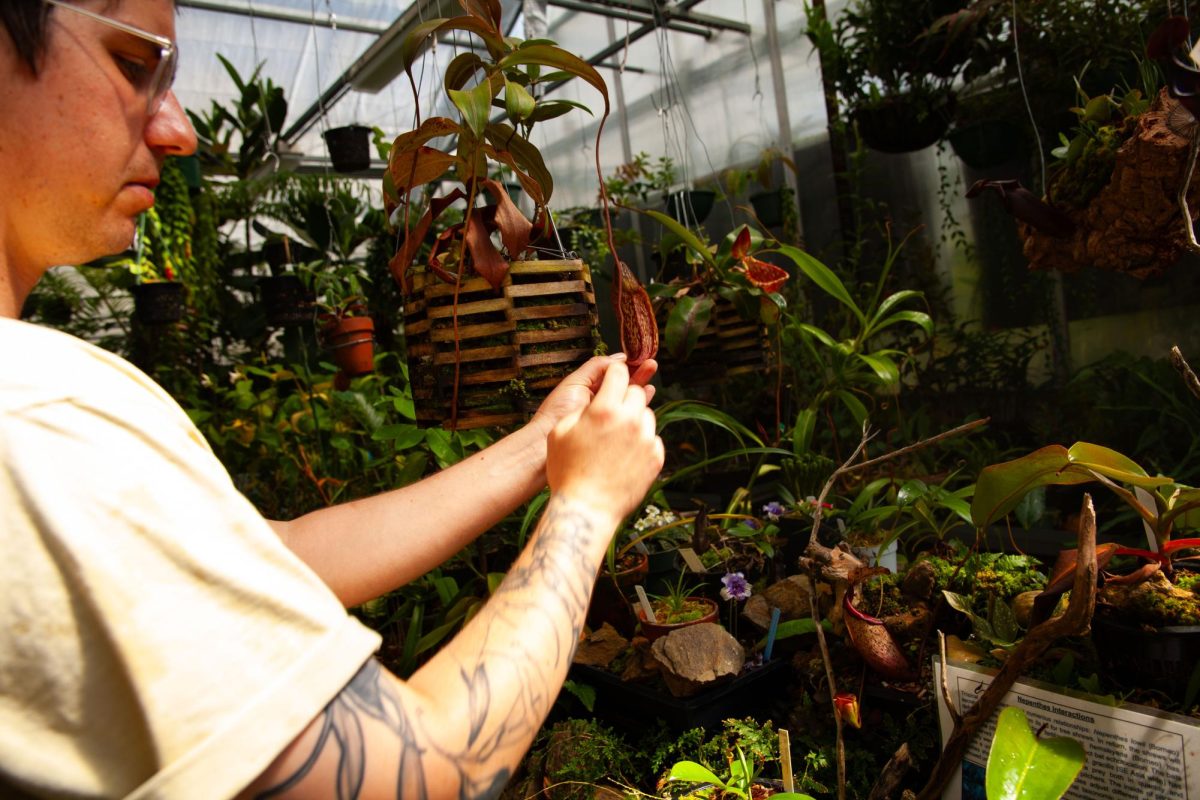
[403,259,601,429]
[659,297,772,386]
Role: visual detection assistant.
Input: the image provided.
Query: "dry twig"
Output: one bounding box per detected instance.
[1171,345,1200,402]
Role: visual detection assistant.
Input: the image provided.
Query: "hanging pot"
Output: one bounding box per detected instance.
[852,93,955,154]
[750,187,792,228]
[665,189,716,224]
[131,282,184,325]
[323,125,373,173]
[258,275,312,327]
[323,316,376,376]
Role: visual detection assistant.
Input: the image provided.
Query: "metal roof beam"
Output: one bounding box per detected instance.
[176,0,389,35]
[547,0,715,38]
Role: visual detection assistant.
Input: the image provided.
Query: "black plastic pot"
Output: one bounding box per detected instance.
[258,275,312,327]
[665,190,716,224]
[1091,614,1200,701]
[132,282,184,325]
[323,125,373,173]
[750,188,791,228]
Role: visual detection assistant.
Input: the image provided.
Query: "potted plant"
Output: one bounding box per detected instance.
[386,0,610,429]
[637,573,720,642]
[971,441,1200,700]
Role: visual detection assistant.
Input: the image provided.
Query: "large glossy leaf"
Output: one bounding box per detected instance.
[986,707,1085,800]
[874,288,925,319]
[834,389,868,426]
[444,52,485,92]
[485,123,552,205]
[479,178,532,258]
[401,18,451,72]
[870,309,933,337]
[654,399,763,446]
[857,353,900,385]
[791,407,817,455]
[972,443,1173,529]
[664,295,715,360]
[774,244,862,322]
[797,322,839,349]
[449,80,496,137]
[526,98,592,123]
[498,45,609,113]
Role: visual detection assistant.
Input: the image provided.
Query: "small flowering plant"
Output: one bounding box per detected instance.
[720,571,753,601]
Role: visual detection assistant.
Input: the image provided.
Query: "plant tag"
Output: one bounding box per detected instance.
[678,547,707,573]
[779,729,795,793]
[764,606,782,661]
[634,585,657,623]
[626,532,650,556]
[1133,487,1159,552]
[836,518,846,534]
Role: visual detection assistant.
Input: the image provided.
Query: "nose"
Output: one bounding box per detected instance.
[146,91,198,157]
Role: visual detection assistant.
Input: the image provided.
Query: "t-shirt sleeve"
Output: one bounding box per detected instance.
[0,326,382,799]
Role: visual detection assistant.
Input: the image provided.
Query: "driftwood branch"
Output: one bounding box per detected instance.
[839,418,990,475]
[938,631,961,726]
[867,743,914,800]
[1171,345,1200,402]
[914,494,1098,800]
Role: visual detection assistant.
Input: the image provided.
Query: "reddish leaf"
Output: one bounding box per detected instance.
[742,256,789,293]
[389,189,467,291]
[480,178,532,259]
[731,225,752,260]
[1040,543,1119,597]
[614,260,659,367]
[1104,562,1161,586]
[464,209,509,290]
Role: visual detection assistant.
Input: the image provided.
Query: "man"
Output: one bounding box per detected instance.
[0,2,665,797]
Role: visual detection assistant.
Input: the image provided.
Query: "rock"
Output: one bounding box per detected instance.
[650,622,746,697]
[743,575,816,630]
[573,623,628,668]
[881,604,931,640]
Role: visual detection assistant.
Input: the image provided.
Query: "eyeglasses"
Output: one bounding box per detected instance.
[44,0,178,116]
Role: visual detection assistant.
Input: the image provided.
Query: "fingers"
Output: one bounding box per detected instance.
[593,358,632,407]
[629,358,657,387]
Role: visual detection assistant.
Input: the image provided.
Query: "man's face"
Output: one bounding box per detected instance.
[0,0,197,277]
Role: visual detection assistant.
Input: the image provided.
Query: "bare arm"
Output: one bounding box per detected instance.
[240,363,664,799]
[270,355,657,608]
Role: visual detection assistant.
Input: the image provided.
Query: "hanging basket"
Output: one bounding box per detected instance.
[322,125,373,173]
[402,259,601,429]
[852,93,954,154]
[131,281,184,325]
[323,316,376,376]
[665,189,717,225]
[658,296,772,386]
[258,275,312,327]
[1021,90,1200,279]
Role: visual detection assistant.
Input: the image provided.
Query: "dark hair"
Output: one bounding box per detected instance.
[1,0,51,75]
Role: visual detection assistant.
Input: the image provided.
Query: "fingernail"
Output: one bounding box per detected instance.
[610,352,627,360]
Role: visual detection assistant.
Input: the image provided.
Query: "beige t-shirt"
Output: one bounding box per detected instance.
[0,319,382,799]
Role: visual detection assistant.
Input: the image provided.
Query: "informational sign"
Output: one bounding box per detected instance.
[934,660,1200,800]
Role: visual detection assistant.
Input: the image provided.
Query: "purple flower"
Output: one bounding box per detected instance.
[720,571,752,601]
[744,518,761,530]
[762,501,785,521]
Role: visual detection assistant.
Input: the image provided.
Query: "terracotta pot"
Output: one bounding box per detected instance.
[586,551,649,637]
[636,596,719,642]
[324,316,376,376]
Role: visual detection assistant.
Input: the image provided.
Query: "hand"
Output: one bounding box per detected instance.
[544,361,665,528]
[531,353,658,438]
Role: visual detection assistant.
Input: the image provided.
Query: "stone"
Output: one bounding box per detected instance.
[650,622,746,697]
[742,575,815,630]
[572,623,628,668]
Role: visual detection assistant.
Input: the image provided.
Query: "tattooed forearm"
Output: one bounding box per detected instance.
[253,496,610,800]
[255,660,429,800]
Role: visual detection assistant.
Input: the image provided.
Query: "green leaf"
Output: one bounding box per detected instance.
[449,80,496,137]
[560,679,596,712]
[833,389,868,427]
[498,44,609,114]
[638,208,717,269]
[669,761,728,789]
[792,407,817,455]
[798,322,839,349]
[372,424,426,449]
[665,295,715,360]
[991,594,1020,643]
[986,707,1085,800]
[503,78,536,122]
[525,98,592,123]
[874,288,924,319]
[870,309,933,338]
[653,399,763,446]
[857,353,900,385]
[774,244,862,323]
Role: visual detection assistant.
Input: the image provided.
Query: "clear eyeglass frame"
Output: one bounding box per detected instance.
[43,0,178,116]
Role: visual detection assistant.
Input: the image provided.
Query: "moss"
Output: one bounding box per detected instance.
[1175,572,1200,593]
[860,573,908,618]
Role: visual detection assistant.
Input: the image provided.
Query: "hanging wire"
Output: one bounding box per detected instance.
[1011,0,1046,195]
[247,0,280,173]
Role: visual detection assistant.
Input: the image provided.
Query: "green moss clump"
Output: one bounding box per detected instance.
[860,573,908,618]
[1129,587,1200,626]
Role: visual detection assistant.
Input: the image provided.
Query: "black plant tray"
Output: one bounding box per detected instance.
[569,658,789,731]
